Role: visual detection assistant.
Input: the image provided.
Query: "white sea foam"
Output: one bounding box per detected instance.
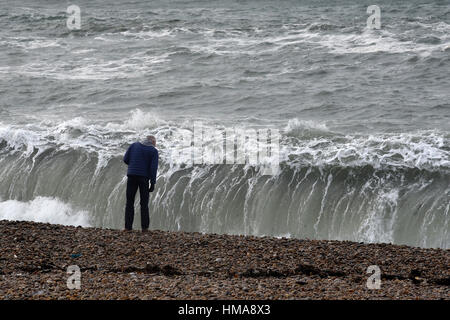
[0,36,62,50]
[1,112,449,171]
[282,130,450,170]
[0,197,91,227]
[189,24,449,57]
[284,118,329,133]
[120,28,175,39]
[413,21,450,33]
[0,51,170,80]
[358,188,400,244]
[0,124,46,156]
[308,29,449,56]
[106,109,166,131]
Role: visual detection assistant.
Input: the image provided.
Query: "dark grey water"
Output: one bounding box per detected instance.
[0,0,449,248]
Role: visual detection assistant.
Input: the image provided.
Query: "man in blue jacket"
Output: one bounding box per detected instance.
[123,135,159,231]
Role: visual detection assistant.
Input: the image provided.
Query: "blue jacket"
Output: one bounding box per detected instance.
[123,142,159,185]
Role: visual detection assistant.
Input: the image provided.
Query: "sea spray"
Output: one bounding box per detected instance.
[0,197,91,227]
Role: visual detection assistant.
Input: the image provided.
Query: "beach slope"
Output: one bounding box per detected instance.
[0,220,448,300]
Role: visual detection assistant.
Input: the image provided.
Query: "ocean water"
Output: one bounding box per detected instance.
[0,0,449,248]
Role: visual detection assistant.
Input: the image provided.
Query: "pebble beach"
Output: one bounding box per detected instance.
[0,220,448,300]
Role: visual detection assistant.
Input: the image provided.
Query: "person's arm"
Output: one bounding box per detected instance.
[149,149,159,192]
[123,144,132,165]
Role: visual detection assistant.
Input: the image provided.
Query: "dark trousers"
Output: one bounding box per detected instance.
[125,175,150,230]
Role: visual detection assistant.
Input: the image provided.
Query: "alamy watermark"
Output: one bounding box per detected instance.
[67,265,81,289]
[366,265,381,289]
[367,5,381,30]
[169,122,280,176]
[67,5,81,30]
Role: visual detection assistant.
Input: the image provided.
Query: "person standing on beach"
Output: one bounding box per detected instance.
[123,135,159,232]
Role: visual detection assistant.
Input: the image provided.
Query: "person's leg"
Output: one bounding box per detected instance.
[138,176,150,230]
[125,176,139,230]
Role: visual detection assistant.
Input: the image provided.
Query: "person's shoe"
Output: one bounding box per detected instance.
[123,228,132,232]
[142,229,149,233]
